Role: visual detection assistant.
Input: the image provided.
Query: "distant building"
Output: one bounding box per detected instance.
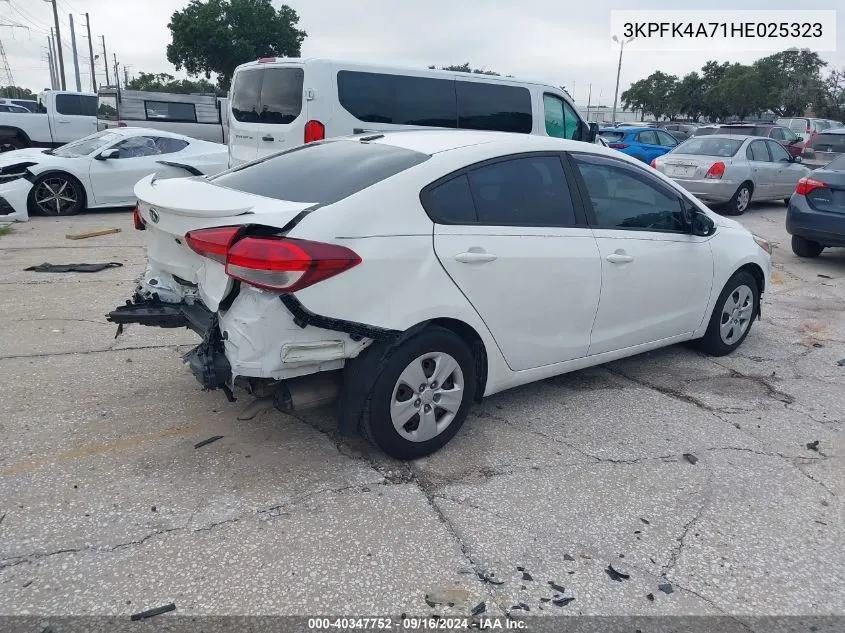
[576,105,649,124]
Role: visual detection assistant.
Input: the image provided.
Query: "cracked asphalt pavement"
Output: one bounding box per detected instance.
[0,204,843,619]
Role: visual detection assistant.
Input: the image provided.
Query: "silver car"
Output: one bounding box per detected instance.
[653,135,810,215]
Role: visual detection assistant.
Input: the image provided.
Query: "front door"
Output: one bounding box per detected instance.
[568,152,714,355]
[428,153,602,371]
[765,139,805,198]
[88,135,172,206]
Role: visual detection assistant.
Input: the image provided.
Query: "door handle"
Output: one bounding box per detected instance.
[455,251,497,264]
[262,135,274,142]
[605,253,634,264]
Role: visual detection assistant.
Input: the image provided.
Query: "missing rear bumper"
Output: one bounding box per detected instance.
[106,297,214,336]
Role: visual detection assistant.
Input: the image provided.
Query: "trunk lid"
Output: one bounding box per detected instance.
[133,175,314,311]
[806,168,845,214]
[660,153,729,179]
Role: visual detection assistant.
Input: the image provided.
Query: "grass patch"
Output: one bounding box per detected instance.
[0,224,14,237]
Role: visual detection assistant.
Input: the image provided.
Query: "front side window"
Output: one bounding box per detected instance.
[465,155,575,226]
[112,136,162,159]
[97,95,118,120]
[656,130,678,146]
[572,154,685,232]
[144,101,197,123]
[456,81,532,134]
[767,140,791,162]
[561,100,583,141]
[543,94,566,139]
[56,94,83,116]
[770,127,785,140]
[747,140,771,162]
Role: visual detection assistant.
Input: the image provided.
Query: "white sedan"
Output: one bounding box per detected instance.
[0,128,228,221]
[108,130,772,460]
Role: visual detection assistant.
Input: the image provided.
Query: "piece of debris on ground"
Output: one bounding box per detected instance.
[548,581,567,594]
[194,436,224,449]
[24,262,123,273]
[476,570,504,585]
[65,227,121,240]
[658,582,674,594]
[683,453,699,465]
[806,440,820,452]
[605,564,630,582]
[129,603,176,621]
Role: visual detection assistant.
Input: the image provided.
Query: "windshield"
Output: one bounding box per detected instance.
[97,95,118,121]
[51,131,120,158]
[675,137,743,157]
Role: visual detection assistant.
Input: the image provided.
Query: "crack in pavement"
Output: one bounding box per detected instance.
[0,344,195,361]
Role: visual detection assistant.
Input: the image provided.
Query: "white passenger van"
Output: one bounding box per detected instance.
[227,58,597,166]
[97,88,226,144]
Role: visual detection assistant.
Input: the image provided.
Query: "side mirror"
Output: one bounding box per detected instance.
[95,149,119,160]
[691,211,716,237]
[791,155,803,163]
[587,122,599,143]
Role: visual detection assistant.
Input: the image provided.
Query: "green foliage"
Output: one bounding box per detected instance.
[621,71,678,119]
[429,63,500,76]
[125,72,224,96]
[0,86,37,100]
[166,0,306,91]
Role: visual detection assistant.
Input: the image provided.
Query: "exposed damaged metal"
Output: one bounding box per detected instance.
[279,293,400,342]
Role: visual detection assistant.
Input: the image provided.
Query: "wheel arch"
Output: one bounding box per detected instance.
[0,126,30,145]
[428,317,488,403]
[27,169,89,212]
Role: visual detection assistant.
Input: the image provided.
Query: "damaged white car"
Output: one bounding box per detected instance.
[109,130,772,460]
[0,128,228,222]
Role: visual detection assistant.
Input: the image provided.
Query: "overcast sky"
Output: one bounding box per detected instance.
[2,0,842,107]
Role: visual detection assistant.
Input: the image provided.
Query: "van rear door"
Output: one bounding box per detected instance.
[228,63,306,166]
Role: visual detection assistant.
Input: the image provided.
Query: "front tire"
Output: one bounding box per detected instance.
[360,326,476,460]
[724,182,752,216]
[698,270,759,356]
[791,235,824,258]
[27,173,85,216]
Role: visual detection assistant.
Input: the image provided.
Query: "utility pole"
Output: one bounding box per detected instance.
[586,83,592,122]
[45,39,56,89]
[611,36,634,125]
[113,53,119,89]
[46,0,66,90]
[49,29,60,89]
[123,66,129,85]
[101,36,109,87]
[83,14,96,90]
[68,14,81,92]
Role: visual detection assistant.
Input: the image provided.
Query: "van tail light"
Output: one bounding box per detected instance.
[705,161,726,179]
[650,159,657,168]
[795,176,828,196]
[117,121,127,128]
[185,226,240,264]
[132,205,146,231]
[184,227,361,292]
[304,120,325,143]
[258,57,276,63]
[803,132,818,153]
[608,143,629,149]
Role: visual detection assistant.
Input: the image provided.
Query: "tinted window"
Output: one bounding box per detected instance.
[543,94,566,139]
[231,67,304,124]
[337,71,457,127]
[144,101,197,122]
[767,140,791,162]
[747,141,771,162]
[424,175,476,223]
[153,137,189,154]
[676,137,743,157]
[656,130,677,146]
[562,100,583,140]
[770,127,785,140]
[112,136,163,158]
[807,133,845,152]
[457,81,532,133]
[694,127,719,136]
[97,95,118,120]
[599,131,626,142]
[212,140,429,204]
[573,154,685,232]
[637,130,659,144]
[464,156,575,226]
[56,94,96,116]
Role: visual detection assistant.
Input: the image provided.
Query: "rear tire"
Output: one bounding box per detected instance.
[791,235,824,258]
[724,182,752,216]
[27,172,86,216]
[360,326,476,460]
[0,135,25,152]
[697,270,759,357]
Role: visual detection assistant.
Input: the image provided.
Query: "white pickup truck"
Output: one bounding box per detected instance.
[0,90,98,152]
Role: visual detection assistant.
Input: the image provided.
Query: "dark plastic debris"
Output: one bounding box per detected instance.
[548,581,566,593]
[194,435,224,449]
[471,602,486,616]
[838,359,845,367]
[658,582,674,594]
[25,262,123,273]
[540,598,551,603]
[640,518,650,525]
[646,593,655,602]
[553,596,575,606]
[806,440,820,452]
[516,566,525,571]
[563,553,575,561]
[476,570,504,585]
[522,571,533,581]
[817,274,832,279]
[130,603,176,621]
[605,565,630,582]
[683,453,698,465]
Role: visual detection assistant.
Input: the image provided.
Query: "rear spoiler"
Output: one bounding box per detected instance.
[156,161,204,176]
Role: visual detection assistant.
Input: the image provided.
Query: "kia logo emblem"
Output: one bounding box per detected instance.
[149,209,160,223]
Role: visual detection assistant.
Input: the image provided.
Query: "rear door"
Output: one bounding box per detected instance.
[634,130,662,162]
[228,64,306,165]
[52,94,98,143]
[429,153,602,371]
[746,140,776,199]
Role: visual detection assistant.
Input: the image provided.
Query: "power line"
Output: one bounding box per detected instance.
[7,1,52,34]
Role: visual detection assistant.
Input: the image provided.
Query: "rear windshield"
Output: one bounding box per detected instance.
[826,154,845,171]
[210,139,429,204]
[675,137,743,157]
[599,131,625,142]
[693,127,718,136]
[230,66,304,124]
[807,133,845,152]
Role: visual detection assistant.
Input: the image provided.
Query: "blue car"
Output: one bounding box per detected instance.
[599,127,680,163]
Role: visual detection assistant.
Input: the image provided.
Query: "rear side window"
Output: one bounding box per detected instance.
[457,81,532,134]
[337,71,457,127]
[211,140,429,204]
[56,94,96,116]
[747,140,771,162]
[230,67,304,124]
[808,133,845,152]
[637,130,659,144]
[144,101,197,123]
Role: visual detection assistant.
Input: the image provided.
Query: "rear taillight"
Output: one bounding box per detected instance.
[795,176,828,196]
[650,159,657,168]
[184,227,361,292]
[705,162,726,179]
[132,205,145,231]
[117,121,127,128]
[304,120,325,143]
[185,226,240,264]
[608,143,629,149]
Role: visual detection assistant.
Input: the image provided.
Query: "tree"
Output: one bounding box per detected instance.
[670,72,704,120]
[621,71,678,119]
[166,0,306,91]
[700,61,731,120]
[0,86,36,100]
[428,63,500,76]
[125,72,224,95]
[753,49,827,116]
[709,64,766,120]
[817,68,845,120]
